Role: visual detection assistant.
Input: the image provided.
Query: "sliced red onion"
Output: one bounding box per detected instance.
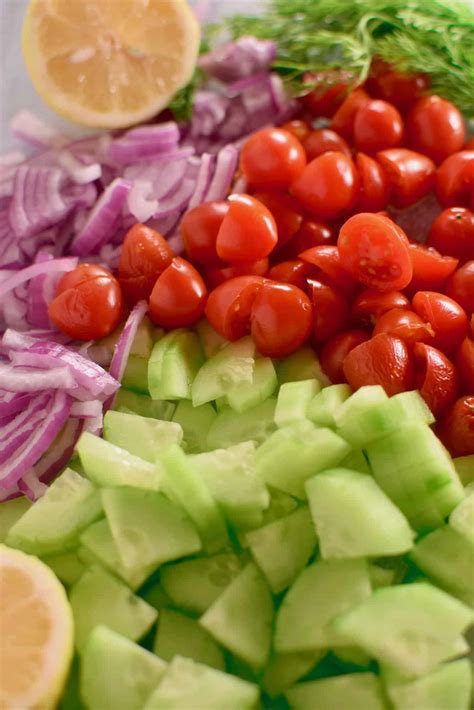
[108,123,180,163]
[0,257,77,300]
[0,394,51,465]
[0,151,25,168]
[191,91,228,136]
[109,300,148,382]
[58,150,102,185]
[31,417,83,487]
[0,362,76,392]
[123,150,194,199]
[1,286,29,332]
[205,145,239,202]
[199,37,277,83]
[26,252,57,329]
[10,110,68,149]
[18,471,48,501]
[188,153,215,210]
[233,174,248,193]
[154,176,196,219]
[70,399,103,435]
[0,483,21,502]
[0,392,34,417]
[127,180,159,223]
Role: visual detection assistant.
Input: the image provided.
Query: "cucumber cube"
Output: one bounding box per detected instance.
[274,378,321,428]
[275,559,372,653]
[263,651,324,698]
[368,564,396,589]
[200,563,273,670]
[122,355,149,394]
[81,626,167,710]
[148,330,204,401]
[276,346,329,386]
[196,319,227,358]
[6,468,102,556]
[260,489,299,526]
[450,490,474,545]
[113,389,175,421]
[70,565,157,652]
[305,469,414,559]
[286,673,387,710]
[307,384,352,428]
[226,357,277,413]
[385,659,472,710]
[154,609,225,671]
[339,448,372,474]
[206,398,277,450]
[42,551,85,586]
[192,337,256,407]
[453,455,474,486]
[0,497,31,543]
[103,411,182,463]
[172,400,216,453]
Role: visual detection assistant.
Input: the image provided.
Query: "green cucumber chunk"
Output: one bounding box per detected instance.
[6,468,102,556]
[339,448,371,474]
[206,398,277,450]
[172,400,216,453]
[154,609,225,671]
[70,565,157,653]
[226,357,277,413]
[385,659,472,710]
[307,383,352,428]
[0,497,31,543]
[148,330,204,401]
[81,626,167,710]
[200,562,273,670]
[191,337,256,407]
[42,551,85,586]
[453,455,474,486]
[286,672,387,710]
[113,389,175,421]
[274,378,321,428]
[305,468,414,559]
[260,488,299,526]
[276,346,329,386]
[369,564,396,589]
[122,355,149,394]
[103,411,182,463]
[195,319,227,358]
[263,651,324,698]
[99,315,155,360]
[450,490,474,545]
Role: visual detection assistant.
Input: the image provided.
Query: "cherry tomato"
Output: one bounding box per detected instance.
[338,212,412,291]
[471,314,474,339]
[205,258,269,289]
[465,138,474,151]
[267,260,314,291]
[117,223,173,304]
[330,88,371,140]
[304,129,351,161]
[355,153,391,212]
[240,128,306,190]
[437,396,474,456]
[376,148,436,208]
[303,69,354,118]
[299,245,357,297]
[413,342,459,416]
[369,68,430,112]
[180,201,229,267]
[343,333,414,395]
[351,289,410,327]
[277,219,336,260]
[309,279,349,343]
[405,243,458,296]
[320,329,370,384]
[353,100,404,154]
[435,151,474,209]
[456,338,474,393]
[446,261,474,315]
[412,291,468,354]
[205,275,264,341]
[427,207,474,264]
[291,152,359,220]
[252,191,303,247]
[279,120,311,143]
[149,257,207,328]
[216,194,278,264]
[373,308,434,344]
[406,95,465,164]
[49,264,124,341]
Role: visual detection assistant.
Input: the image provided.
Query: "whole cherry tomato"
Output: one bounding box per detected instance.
[427,207,474,263]
[405,243,458,296]
[205,258,269,289]
[304,129,351,161]
[465,138,474,150]
[435,151,474,209]
[330,88,371,140]
[310,279,349,343]
[376,148,436,208]
[240,127,306,190]
[412,291,468,354]
[216,194,278,264]
[446,261,474,315]
[299,245,357,297]
[373,308,434,344]
[413,342,459,417]
[49,264,124,341]
[338,213,413,291]
[180,201,229,267]
[279,120,311,143]
[118,223,174,304]
[456,338,474,393]
[149,257,207,328]
[355,153,391,212]
[353,100,404,154]
[437,396,474,456]
[277,219,336,260]
[342,333,414,395]
[252,191,303,247]
[320,329,370,384]
[267,260,314,291]
[303,69,354,118]
[291,152,359,220]
[205,275,265,341]
[406,96,465,164]
[369,68,430,112]
[351,288,410,327]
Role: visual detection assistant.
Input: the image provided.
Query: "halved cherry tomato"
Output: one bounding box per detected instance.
[456,338,474,393]
[240,127,306,190]
[303,69,354,118]
[405,243,458,296]
[446,261,474,315]
[310,279,349,343]
[465,138,474,151]
[369,68,430,112]
[353,100,404,154]
[330,88,371,140]
[427,208,474,263]
[205,258,269,289]
[435,151,474,209]
[267,260,314,291]
[471,314,474,339]
[250,281,313,357]
[304,129,351,161]
[412,291,468,354]
[216,194,278,264]
[118,223,174,303]
[376,148,436,208]
[350,288,410,327]
[413,342,459,416]
[437,396,474,456]
[406,96,465,164]
[205,275,265,341]
[149,257,207,328]
[355,153,391,212]
[49,264,124,341]
[180,202,228,267]
[338,213,412,291]
[279,120,311,143]
[320,329,370,384]
[342,333,414,395]
[299,245,357,297]
[373,308,435,344]
[277,219,336,260]
[291,152,359,219]
[252,191,303,247]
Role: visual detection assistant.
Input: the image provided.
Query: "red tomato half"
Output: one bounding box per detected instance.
[267,260,314,291]
[355,153,391,212]
[456,338,474,393]
[291,152,359,220]
[216,194,278,264]
[205,258,269,289]
[320,329,370,384]
[406,95,465,164]
[373,308,434,344]
[445,261,474,315]
[342,333,414,395]
[205,275,265,341]
[369,68,430,112]
[279,120,311,143]
[118,223,174,303]
[353,100,404,154]
[435,151,474,209]
[437,396,474,456]
[299,245,357,297]
[303,69,354,118]
[350,289,410,327]
[413,342,459,417]
[240,127,306,190]
[330,88,371,140]
[304,129,351,161]
[406,243,458,296]
[149,257,207,328]
[310,279,349,343]
[181,201,229,267]
[412,291,468,354]
[252,191,303,247]
[376,148,436,208]
[278,219,336,260]
[427,207,474,263]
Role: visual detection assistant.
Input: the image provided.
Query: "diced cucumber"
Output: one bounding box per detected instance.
[206,398,277,450]
[0,496,32,543]
[307,383,352,428]
[256,422,350,499]
[70,565,157,653]
[450,490,474,545]
[172,400,216,453]
[6,468,102,556]
[331,583,474,676]
[154,609,225,671]
[453,455,474,486]
[263,651,324,698]
[42,551,85,586]
[102,487,201,576]
[410,525,474,606]
[305,469,414,559]
[384,659,472,710]
[369,564,396,589]
[113,389,175,422]
[339,448,372,474]
[200,563,273,670]
[274,378,321,428]
[100,316,156,360]
[260,489,299,526]
[122,355,149,394]
[366,423,465,532]
[157,445,229,553]
[196,319,227,358]
[140,581,172,612]
[160,554,243,615]
[276,346,329,386]
[192,337,256,407]
[148,330,204,401]
[81,626,167,710]
[275,559,372,653]
[214,396,228,412]
[332,646,372,668]
[103,411,182,463]
[226,357,277,413]
[286,673,387,710]
[143,656,259,710]
[334,385,387,436]
[245,506,317,593]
